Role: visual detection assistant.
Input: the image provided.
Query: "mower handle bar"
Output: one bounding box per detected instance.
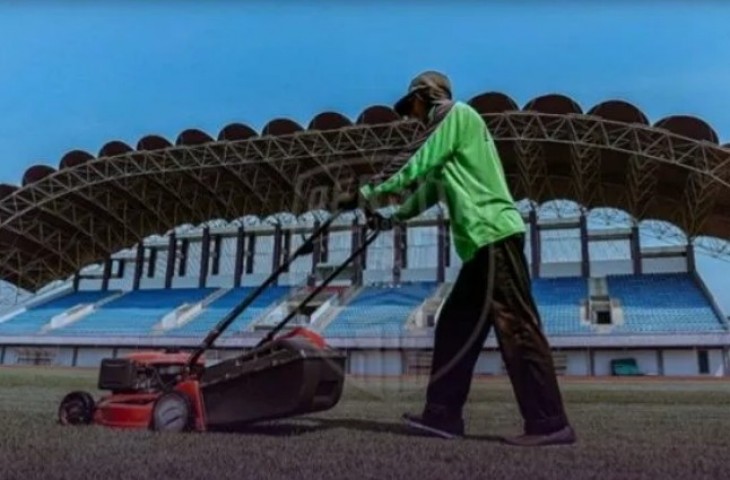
[187,206,382,369]
[255,225,380,348]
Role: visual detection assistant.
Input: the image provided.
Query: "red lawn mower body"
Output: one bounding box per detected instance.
[58,328,345,432]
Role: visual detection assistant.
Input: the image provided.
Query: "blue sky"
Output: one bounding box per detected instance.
[0,1,728,310]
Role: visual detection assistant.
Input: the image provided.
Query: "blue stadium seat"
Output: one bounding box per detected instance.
[324,283,437,338]
[56,288,215,336]
[0,291,119,335]
[531,277,592,336]
[169,286,290,336]
[606,273,725,333]
[4,273,722,339]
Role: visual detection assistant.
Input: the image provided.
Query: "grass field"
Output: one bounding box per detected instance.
[1,367,729,480]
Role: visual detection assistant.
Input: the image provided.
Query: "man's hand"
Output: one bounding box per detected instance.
[334,191,362,211]
[366,211,395,231]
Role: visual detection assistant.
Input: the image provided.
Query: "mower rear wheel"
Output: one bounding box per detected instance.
[150,391,193,433]
[58,391,95,426]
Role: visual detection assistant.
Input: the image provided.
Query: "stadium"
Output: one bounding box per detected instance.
[0,91,728,378]
[1,88,730,480]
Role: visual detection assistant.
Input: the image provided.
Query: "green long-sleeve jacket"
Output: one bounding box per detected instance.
[360,100,525,264]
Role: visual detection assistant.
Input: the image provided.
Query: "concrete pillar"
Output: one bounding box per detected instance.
[165,233,176,289]
[320,225,329,264]
[199,227,211,289]
[133,242,144,290]
[101,258,113,291]
[686,241,696,274]
[148,248,157,278]
[245,233,256,275]
[444,219,451,268]
[437,214,446,283]
[351,217,362,285]
[233,227,245,288]
[211,234,222,276]
[630,224,642,275]
[359,224,368,283]
[271,225,282,279]
[580,212,590,278]
[529,210,541,278]
[311,220,322,276]
[177,239,189,277]
[284,229,292,271]
[401,223,408,269]
[393,224,404,284]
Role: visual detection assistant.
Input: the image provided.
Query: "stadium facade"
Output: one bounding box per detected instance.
[0,91,728,377]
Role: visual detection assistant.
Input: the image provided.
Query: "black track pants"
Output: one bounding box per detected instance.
[425,233,569,435]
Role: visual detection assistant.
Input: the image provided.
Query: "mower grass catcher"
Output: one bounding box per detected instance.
[58,209,380,432]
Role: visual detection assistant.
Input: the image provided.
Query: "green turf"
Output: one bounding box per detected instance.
[1,367,729,480]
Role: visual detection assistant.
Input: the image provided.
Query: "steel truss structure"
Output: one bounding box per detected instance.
[0,93,728,291]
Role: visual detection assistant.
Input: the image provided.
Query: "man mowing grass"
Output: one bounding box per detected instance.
[339,71,576,447]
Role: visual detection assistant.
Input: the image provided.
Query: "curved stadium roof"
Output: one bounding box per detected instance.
[1,91,729,291]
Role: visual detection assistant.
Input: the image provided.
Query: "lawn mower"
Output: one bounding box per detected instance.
[58,208,381,432]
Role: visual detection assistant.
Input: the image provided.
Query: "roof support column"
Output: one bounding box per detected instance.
[178,239,189,277]
[393,223,405,285]
[686,240,696,274]
[271,225,282,286]
[529,210,540,279]
[282,228,292,273]
[211,234,222,276]
[350,217,359,285]
[147,248,157,280]
[630,224,642,275]
[101,257,113,292]
[165,232,176,289]
[233,227,245,288]
[199,227,211,289]
[245,232,256,276]
[311,220,322,277]
[436,214,446,283]
[133,242,144,291]
[118,259,126,282]
[359,223,369,285]
[444,218,451,270]
[580,212,590,278]
[401,223,408,270]
[320,224,329,264]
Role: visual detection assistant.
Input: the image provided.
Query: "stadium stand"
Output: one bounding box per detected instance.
[169,286,290,336]
[56,288,215,335]
[1,274,724,340]
[0,291,117,335]
[606,273,726,333]
[532,277,592,335]
[324,282,437,337]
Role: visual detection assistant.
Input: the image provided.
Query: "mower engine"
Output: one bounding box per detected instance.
[97,352,189,394]
[58,350,205,431]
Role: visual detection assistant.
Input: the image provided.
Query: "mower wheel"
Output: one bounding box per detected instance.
[58,391,95,426]
[150,391,193,433]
